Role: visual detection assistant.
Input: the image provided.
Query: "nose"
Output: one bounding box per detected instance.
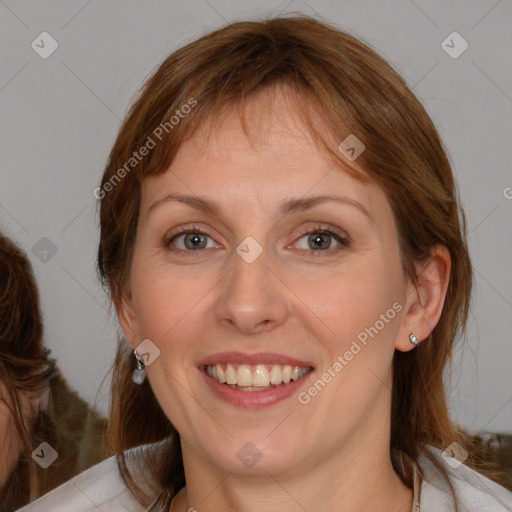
[215,242,289,334]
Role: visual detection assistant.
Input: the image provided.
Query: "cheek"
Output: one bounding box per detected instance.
[131,258,214,341]
[296,254,404,352]
[297,265,404,416]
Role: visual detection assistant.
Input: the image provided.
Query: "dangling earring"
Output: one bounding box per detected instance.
[409,333,418,345]
[132,350,146,384]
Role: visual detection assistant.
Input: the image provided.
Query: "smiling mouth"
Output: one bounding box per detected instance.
[204,363,313,391]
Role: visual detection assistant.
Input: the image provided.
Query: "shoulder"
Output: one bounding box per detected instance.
[17,446,158,512]
[418,445,512,511]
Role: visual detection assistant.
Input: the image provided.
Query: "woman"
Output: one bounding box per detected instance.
[19,14,512,512]
[0,233,108,511]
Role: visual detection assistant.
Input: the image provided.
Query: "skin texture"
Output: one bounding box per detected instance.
[120,88,451,512]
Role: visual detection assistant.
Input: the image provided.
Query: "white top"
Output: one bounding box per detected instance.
[18,445,512,512]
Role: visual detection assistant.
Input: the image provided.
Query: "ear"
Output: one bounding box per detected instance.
[395,245,451,352]
[118,287,140,350]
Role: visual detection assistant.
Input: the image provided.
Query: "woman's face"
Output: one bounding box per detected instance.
[121,91,417,477]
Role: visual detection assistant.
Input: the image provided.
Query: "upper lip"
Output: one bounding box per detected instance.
[198,351,315,368]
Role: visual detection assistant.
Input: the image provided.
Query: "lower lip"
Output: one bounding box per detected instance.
[200,367,314,409]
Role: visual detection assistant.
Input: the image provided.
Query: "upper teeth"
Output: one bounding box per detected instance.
[205,363,311,387]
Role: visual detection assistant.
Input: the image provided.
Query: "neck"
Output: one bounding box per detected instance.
[175,438,412,512]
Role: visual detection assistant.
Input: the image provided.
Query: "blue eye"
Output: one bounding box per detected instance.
[294,229,350,253]
[167,230,217,251]
[165,225,350,256]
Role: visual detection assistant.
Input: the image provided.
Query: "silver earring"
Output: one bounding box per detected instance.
[132,350,146,384]
[409,333,418,345]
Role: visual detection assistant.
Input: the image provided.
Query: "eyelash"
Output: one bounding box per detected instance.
[165,224,350,257]
[294,225,350,256]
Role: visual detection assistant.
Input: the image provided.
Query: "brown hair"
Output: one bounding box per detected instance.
[0,233,108,510]
[0,233,57,508]
[97,14,491,510]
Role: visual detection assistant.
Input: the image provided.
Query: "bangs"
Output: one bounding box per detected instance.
[116,18,378,187]
[157,82,368,182]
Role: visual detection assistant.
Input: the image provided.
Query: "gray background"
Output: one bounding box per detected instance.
[1,0,511,433]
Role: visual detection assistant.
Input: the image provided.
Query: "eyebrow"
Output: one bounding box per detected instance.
[148,193,371,219]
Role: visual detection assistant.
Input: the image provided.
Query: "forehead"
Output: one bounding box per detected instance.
[141,87,378,209]
[141,88,394,234]
[176,87,323,162]
[135,89,401,259]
